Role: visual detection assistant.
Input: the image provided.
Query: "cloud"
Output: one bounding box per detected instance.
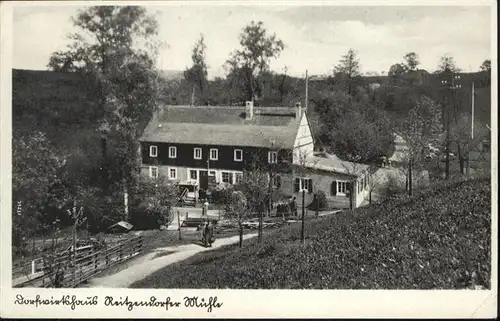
[11,4,492,77]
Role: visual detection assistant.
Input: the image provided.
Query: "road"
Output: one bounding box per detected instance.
[82,233,258,288]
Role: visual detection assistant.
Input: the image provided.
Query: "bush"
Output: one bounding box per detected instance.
[130,202,172,230]
[210,187,234,206]
[131,176,177,231]
[380,172,406,197]
[306,191,328,210]
[132,178,491,289]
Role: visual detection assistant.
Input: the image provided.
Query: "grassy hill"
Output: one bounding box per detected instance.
[132,177,491,289]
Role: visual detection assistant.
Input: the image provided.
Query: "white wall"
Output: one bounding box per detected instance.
[293,111,314,164]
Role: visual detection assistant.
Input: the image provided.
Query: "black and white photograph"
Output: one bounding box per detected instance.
[1,0,497,318]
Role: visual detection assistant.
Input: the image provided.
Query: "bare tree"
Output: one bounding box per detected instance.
[400,96,443,195]
[235,165,269,244]
[223,191,248,248]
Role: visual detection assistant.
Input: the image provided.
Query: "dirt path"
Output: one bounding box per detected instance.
[83,233,258,288]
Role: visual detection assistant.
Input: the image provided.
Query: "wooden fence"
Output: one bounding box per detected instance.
[13,245,94,278]
[13,236,143,288]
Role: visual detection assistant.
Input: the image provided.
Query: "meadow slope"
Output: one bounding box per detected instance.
[132,178,491,289]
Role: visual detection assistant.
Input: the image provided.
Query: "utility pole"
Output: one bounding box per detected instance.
[467,81,475,176]
[305,69,309,110]
[300,189,306,244]
[441,72,461,180]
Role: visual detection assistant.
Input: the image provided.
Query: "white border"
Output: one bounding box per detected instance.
[1,0,497,319]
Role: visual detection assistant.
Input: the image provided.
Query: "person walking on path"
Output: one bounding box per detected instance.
[203,220,215,247]
[289,196,298,218]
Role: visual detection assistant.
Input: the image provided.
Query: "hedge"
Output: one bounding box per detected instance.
[132,178,491,289]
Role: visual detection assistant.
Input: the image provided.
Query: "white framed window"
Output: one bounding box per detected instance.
[235,172,243,184]
[194,147,202,160]
[149,145,158,157]
[168,167,177,179]
[221,172,234,184]
[234,149,243,162]
[337,181,348,194]
[295,177,312,193]
[149,166,158,179]
[210,148,218,160]
[268,151,278,164]
[189,169,198,181]
[169,146,177,158]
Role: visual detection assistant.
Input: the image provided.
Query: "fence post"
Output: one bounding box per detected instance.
[94,251,98,275]
[177,211,182,240]
[119,243,123,262]
[31,260,35,275]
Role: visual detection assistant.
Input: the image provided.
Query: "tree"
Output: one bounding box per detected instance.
[437,54,459,73]
[48,6,161,220]
[135,176,178,229]
[224,191,248,248]
[479,59,491,72]
[12,132,67,254]
[277,66,290,104]
[235,166,269,244]
[311,90,394,163]
[223,55,246,105]
[334,48,361,96]
[388,63,407,79]
[403,52,420,71]
[228,21,285,102]
[400,96,443,195]
[479,59,491,87]
[184,34,208,105]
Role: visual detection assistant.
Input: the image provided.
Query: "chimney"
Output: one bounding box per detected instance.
[245,101,254,120]
[295,102,302,119]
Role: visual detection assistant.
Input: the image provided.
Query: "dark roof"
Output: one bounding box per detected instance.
[302,155,370,177]
[139,105,302,149]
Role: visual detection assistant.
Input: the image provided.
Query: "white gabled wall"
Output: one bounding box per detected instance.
[293,111,314,164]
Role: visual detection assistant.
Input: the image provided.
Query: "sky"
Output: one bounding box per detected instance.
[12,3,493,79]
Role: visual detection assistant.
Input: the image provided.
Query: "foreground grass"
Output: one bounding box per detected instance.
[132,178,491,289]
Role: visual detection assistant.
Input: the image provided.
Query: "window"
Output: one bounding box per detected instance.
[209,170,216,177]
[235,172,243,184]
[149,166,158,179]
[294,177,312,193]
[189,170,198,181]
[149,145,158,157]
[194,148,202,160]
[268,151,278,164]
[234,149,243,162]
[168,167,177,179]
[169,146,177,158]
[337,181,348,194]
[222,172,234,184]
[210,148,218,160]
